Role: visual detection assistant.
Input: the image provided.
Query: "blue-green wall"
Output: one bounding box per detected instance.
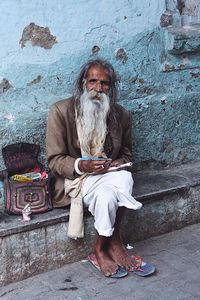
[0,0,199,174]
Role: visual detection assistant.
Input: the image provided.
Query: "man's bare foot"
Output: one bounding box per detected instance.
[95,249,118,277]
[108,236,135,270]
[94,235,118,277]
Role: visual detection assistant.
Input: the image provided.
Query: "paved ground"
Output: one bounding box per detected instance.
[0,223,200,300]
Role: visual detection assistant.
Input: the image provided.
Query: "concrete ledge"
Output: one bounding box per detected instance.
[1,161,200,286]
[0,208,69,238]
[122,162,200,241]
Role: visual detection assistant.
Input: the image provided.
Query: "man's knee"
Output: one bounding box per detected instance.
[95,185,117,208]
[120,170,133,183]
[113,170,134,193]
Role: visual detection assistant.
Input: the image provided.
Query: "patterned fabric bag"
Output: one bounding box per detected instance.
[0,142,53,215]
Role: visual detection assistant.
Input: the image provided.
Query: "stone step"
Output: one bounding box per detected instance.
[0,161,200,287]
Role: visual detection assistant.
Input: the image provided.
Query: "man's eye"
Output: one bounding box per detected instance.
[102,81,110,86]
[88,79,96,84]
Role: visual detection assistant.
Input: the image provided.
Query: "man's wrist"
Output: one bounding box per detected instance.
[74,158,85,175]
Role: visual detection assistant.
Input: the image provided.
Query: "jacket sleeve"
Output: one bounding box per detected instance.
[118,110,133,163]
[46,103,76,180]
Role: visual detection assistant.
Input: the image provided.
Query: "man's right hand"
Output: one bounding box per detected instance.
[78,153,112,174]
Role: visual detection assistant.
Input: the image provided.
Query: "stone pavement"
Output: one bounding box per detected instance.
[0,223,200,300]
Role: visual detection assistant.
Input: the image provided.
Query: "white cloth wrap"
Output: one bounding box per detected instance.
[82,170,142,237]
[65,174,88,239]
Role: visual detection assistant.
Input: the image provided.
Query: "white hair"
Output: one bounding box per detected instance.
[76,89,110,157]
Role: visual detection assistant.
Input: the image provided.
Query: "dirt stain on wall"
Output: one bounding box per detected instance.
[0,78,13,93]
[27,75,43,86]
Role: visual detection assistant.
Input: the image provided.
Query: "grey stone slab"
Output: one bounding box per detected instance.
[134,161,200,200]
[133,172,189,200]
[0,208,69,237]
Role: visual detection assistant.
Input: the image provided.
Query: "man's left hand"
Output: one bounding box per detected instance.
[110,159,124,167]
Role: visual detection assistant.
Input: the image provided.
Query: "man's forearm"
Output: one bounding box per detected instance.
[47,154,76,179]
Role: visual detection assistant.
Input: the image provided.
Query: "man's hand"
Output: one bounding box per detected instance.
[110,158,124,167]
[78,153,112,174]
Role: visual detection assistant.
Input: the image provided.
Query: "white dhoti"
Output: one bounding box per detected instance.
[82,170,142,237]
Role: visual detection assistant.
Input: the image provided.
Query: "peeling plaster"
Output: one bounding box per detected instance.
[182,0,199,16]
[177,0,185,15]
[190,71,200,78]
[160,97,167,105]
[160,11,173,27]
[0,78,12,93]
[115,48,128,63]
[27,75,42,86]
[92,45,100,54]
[19,23,57,49]
[161,63,200,72]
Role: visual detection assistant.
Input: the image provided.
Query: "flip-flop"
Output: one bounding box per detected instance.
[129,255,156,277]
[88,254,128,279]
[132,261,156,277]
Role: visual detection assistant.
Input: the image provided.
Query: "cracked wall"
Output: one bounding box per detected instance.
[0,0,200,185]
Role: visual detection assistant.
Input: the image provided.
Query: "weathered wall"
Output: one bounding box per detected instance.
[0,0,200,174]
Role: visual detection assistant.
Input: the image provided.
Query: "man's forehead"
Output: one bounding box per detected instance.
[86,66,109,78]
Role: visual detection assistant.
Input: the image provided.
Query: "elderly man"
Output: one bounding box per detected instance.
[46,59,143,278]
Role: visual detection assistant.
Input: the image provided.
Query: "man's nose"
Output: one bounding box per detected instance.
[95,81,103,92]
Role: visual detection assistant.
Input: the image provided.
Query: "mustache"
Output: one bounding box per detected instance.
[88,90,105,101]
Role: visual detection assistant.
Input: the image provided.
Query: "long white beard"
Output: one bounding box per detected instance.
[76,89,110,157]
